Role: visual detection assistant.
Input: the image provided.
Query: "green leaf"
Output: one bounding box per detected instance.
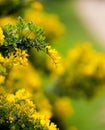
[28,22,36,32]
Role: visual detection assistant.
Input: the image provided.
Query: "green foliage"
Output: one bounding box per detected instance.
[0,17,48,56]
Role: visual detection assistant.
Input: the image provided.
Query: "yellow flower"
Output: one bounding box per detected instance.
[9,48,28,66]
[0,27,4,45]
[49,123,57,130]
[46,46,61,66]
[0,16,16,27]
[47,55,64,78]
[0,75,5,84]
[6,94,15,103]
[31,1,43,11]
[15,89,31,100]
[5,63,41,93]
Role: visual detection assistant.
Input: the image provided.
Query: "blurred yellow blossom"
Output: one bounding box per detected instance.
[46,53,64,78]
[31,1,43,11]
[6,94,15,103]
[54,43,105,98]
[0,27,4,45]
[0,75,5,84]
[0,48,28,88]
[5,63,41,92]
[0,16,16,27]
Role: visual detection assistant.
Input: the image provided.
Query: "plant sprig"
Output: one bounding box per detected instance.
[0,17,47,56]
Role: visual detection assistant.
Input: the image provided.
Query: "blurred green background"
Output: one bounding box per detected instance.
[41,0,104,55]
[41,0,105,130]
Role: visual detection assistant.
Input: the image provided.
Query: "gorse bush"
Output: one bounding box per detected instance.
[0,17,59,130]
[52,44,105,99]
[0,0,65,76]
[0,89,57,130]
[1,1,105,130]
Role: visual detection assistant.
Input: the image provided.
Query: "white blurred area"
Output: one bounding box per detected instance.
[75,0,105,47]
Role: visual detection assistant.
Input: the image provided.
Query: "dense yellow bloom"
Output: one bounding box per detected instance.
[15,88,31,100]
[4,63,52,118]
[46,45,64,78]
[6,89,32,104]
[0,75,5,84]
[0,16,16,27]
[0,27,4,45]
[12,48,28,66]
[31,113,57,130]
[55,43,105,98]
[5,63,41,92]
[49,123,58,130]
[0,89,58,130]
[47,54,64,78]
[0,48,28,87]
[0,48,28,70]
[6,94,15,103]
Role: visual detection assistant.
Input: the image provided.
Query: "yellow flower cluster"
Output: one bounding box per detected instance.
[0,16,16,27]
[0,54,13,84]
[5,63,41,92]
[0,48,28,69]
[66,44,105,79]
[0,89,58,130]
[55,43,105,98]
[4,62,52,119]
[31,113,57,130]
[8,48,28,66]
[0,75,5,84]
[45,45,64,78]
[6,89,32,103]
[47,58,64,78]
[0,48,28,86]
[0,27,4,45]
[46,46,61,66]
